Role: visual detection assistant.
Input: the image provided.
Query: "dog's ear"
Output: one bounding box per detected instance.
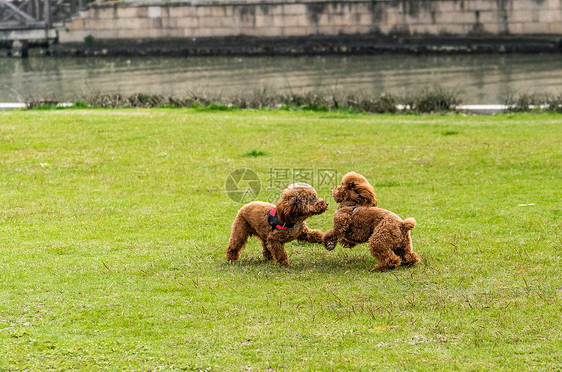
[276,192,305,223]
[277,191,298,222]
[356,182,377,207]
[340,172,377,206]
[276,197,290,223]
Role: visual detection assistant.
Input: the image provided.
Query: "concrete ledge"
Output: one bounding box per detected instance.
[0,103,26,110]
[456,104,508,115]
[0,29,57,41]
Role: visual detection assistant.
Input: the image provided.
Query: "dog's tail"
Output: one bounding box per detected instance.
[402,218,416,231]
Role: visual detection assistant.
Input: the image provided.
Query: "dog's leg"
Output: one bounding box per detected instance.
[324,213,352,250]
[266,239,289,266]
[322,229,338,251]
[297,225,324,245]
[225,215,251,264]
[370,245,401,271]
[399,231,420,266]
[368,224,402,271]
[260,238,273,261]
[400,251,420,266]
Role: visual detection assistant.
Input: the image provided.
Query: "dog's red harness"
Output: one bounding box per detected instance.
[267,208,299,231]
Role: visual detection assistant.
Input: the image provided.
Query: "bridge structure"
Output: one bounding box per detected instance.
[0,0,91,55]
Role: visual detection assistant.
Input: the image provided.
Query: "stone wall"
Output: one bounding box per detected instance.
[59,0,562,43]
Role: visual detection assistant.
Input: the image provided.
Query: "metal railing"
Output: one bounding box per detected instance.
[0,0,94,30]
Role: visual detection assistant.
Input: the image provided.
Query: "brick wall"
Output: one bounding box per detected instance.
[59,0,562,43]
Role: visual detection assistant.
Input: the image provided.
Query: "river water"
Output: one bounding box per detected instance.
[1,54,561,103]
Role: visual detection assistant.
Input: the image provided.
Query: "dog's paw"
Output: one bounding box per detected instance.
[371,261,399,272]
[228,259,237,264]
[325,240,336,251]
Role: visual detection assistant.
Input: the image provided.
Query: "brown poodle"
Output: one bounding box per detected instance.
[323,172,420,271]
[226,184,328,266]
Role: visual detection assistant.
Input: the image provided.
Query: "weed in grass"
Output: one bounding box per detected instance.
[205,103,238,111]
[244,150,268,157]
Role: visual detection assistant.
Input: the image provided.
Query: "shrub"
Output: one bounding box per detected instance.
[84,35,94,45]
[503,93,541,113]
[544,94,562,113]
[25,97,59,109]
[26,88,562,115]
[404,86,462,113]
[355,93,397,113]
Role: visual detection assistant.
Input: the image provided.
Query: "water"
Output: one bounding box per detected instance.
[1,54,561,103]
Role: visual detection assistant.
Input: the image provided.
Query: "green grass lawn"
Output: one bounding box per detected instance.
[0,109,560,370]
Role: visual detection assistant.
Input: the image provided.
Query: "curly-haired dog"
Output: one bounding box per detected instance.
[226,184,328,266]
[323,172,420,271]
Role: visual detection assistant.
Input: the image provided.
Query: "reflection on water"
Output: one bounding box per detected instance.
[1,54,561,103]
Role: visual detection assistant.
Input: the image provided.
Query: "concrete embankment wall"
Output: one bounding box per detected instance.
[59,0,562,44]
